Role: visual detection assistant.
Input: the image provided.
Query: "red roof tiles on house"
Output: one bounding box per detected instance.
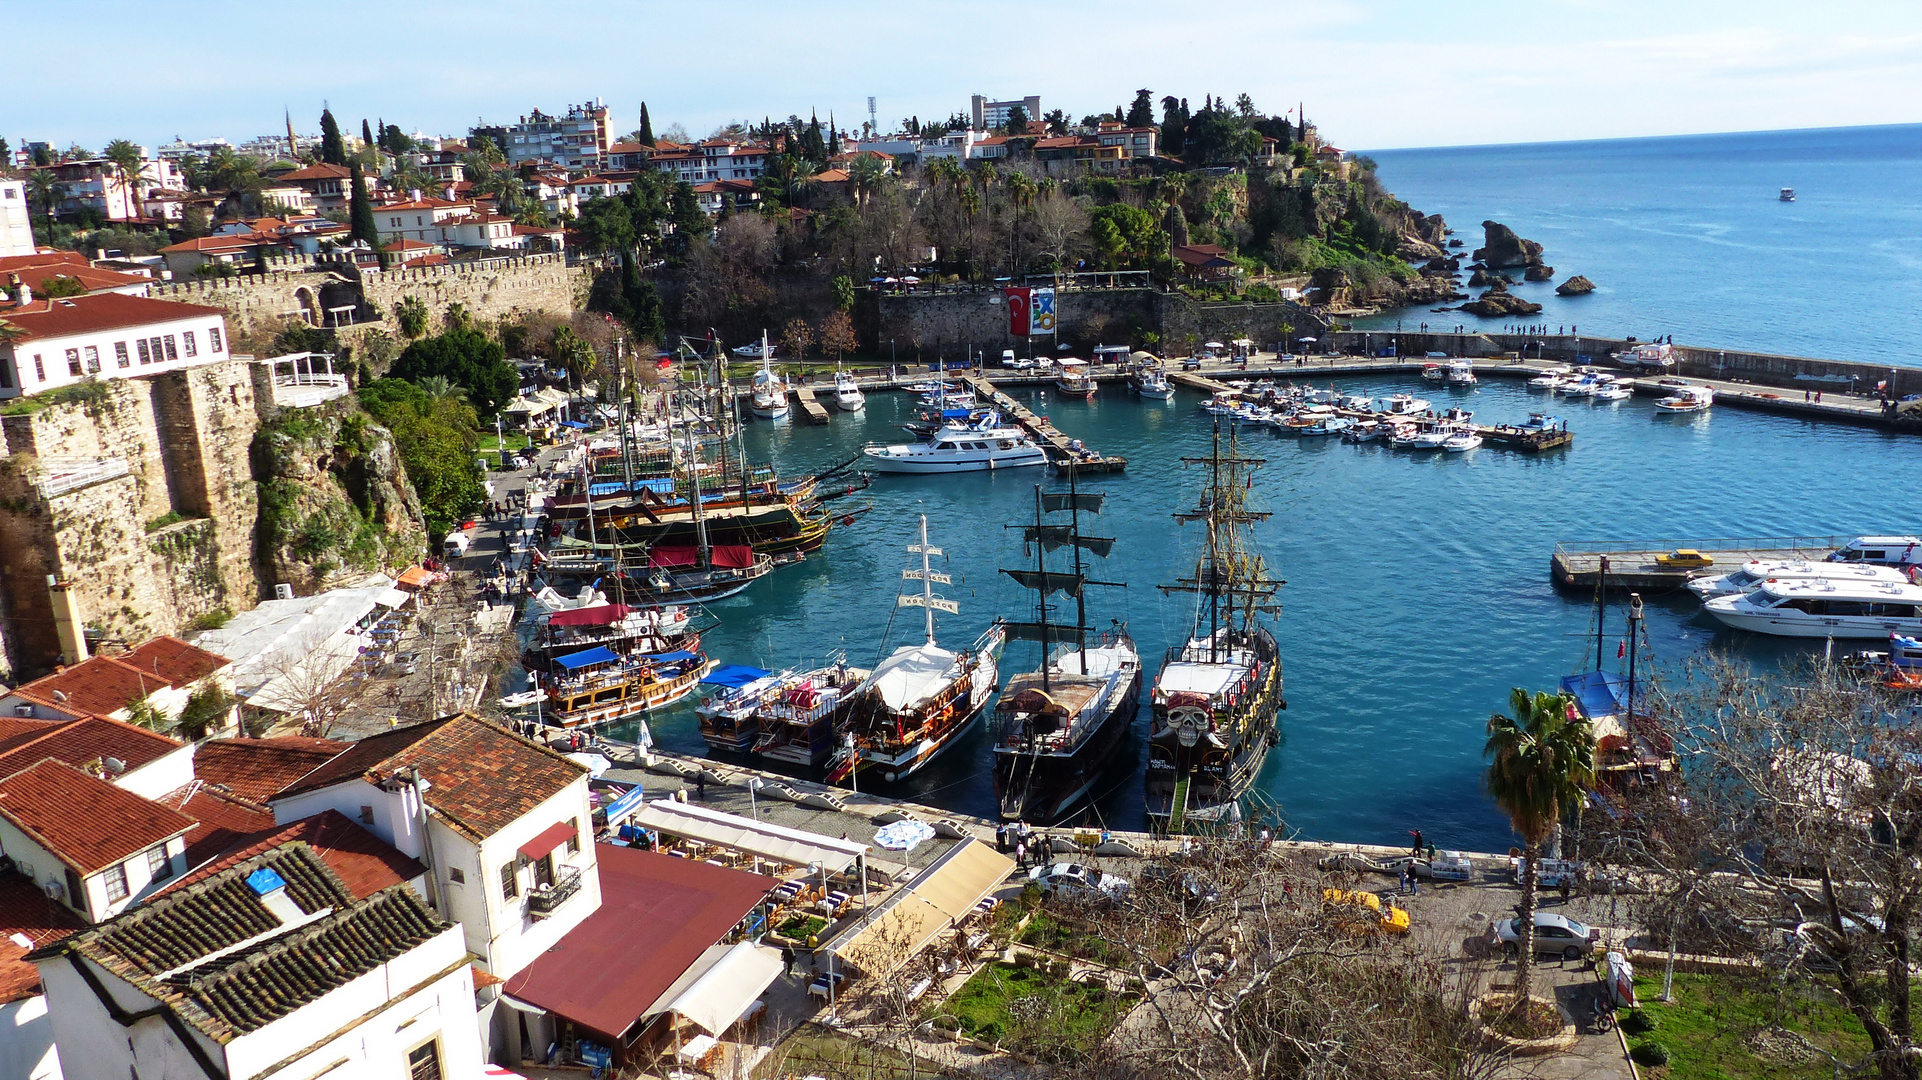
[0,718,184,782]
[162,808,423,899]
[124,636,229,688]
[0,873,86,1003]
[275,163,353,183]
[0,293,227,343]
[162,784,276,867]
[191,736,348,806]
[0,758,195,875]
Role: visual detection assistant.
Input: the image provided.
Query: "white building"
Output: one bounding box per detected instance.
[31,841,481,1080]
[504,100,612,171]
[971,93,1041,131]
[650,140,769,184]
[37,155,187,224]
[0,292,231,401]
[0,178,35,257]
[0,758,194,924]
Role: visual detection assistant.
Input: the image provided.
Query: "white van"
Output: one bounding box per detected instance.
[442,532,472,559]
[1828,537,1922,568]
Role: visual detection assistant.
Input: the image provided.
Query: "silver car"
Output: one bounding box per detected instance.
[1487,911,1600,961]
[1027,861,1129,900]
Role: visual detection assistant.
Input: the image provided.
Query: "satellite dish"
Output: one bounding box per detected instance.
[51,690,68,703]
[104,757,126,775]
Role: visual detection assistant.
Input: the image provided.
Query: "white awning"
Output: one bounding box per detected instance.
[627,799,867,873]
[666,941,784,1035]
[865,643,957,712]
[372,587,411,608]
[827,838,1013,975]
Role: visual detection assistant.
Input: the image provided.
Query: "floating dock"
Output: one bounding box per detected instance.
[792,385,831,425]
[1172,370,1572,452]
[963,375,1127,473]
[1550,535,1861,591]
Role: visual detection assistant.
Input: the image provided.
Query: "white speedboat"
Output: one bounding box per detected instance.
[747,334,789,421]
[1653,385,1713,413]
[1442,429,1483,452]
[833,369,866,412]
[1703,578,1922,639]
[1780,187,1796,202]
[1687,559,1913,600]
[1528,372,1568,390]
[1134,366,1176,399]
[1593,383,1633,401]
[1380,394,1432,416]
[863,419,1049,473]
[1446,360,1478,386]
[1518,413,1564,433]
[1339,392,1373,411]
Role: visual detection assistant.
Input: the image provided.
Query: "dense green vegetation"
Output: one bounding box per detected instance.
[357,378,484,534]
[940,961,1125,1062]
[1633,973,1870,1080]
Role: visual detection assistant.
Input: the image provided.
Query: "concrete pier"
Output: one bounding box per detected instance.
[1549,535,1872,591]
[961,375,1128,472]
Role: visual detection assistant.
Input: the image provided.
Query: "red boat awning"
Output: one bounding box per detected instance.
[648,545,756,570]
[546,604,631,628]
[518,821,580,861]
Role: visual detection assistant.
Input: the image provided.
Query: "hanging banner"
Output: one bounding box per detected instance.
[1004,287,1032,336]
[1030,287,1056,335]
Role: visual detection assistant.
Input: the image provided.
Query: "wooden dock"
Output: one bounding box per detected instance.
[963,376,1127,473]
[792,385,831,425]
[1170,370,1572,452]
[1551,535,1859,591]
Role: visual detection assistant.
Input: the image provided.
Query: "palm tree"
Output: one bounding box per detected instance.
[848,154,886,208]
[414,375,467,404]
[102,139,147,224]
[1005,172,1037,277]
[23,169,67,242]
[394,296,429,339]
[1484,688,1593,1002]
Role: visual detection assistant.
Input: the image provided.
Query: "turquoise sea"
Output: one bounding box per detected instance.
[1353,124,1922,367]
[628,379,1922,853]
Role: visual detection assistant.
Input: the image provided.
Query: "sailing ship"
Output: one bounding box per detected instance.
[538,643,716,730]
[523,602,701,673]
[827,516,1005,785]
[1145,419,1287,830]
[749,334,790,420]
[992,475,1140,823]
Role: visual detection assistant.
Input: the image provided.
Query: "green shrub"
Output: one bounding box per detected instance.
[1629,1039,1669,1067]
[187,608,232,631]
[1618,1009,1655,1035]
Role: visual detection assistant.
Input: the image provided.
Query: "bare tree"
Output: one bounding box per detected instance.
[1029,191,1091,285]
[1587,656,1922,1080]
[243,629,365,738]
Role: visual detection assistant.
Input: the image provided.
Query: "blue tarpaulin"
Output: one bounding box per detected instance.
[702,664,772,687]
[561,420,589,429]
[941,408,972,418]
[555,646,622,670]
[1560,671,1626,719]
[642,650,699,663]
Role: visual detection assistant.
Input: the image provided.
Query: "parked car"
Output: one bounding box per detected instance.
[1028,861,1129,900]
[1485,911,1601,961]
[1322,889,1410,936]
[1656,548,1714,569]
[1136,864,1220,910]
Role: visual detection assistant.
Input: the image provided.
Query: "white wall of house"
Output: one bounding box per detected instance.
[0,179,35,257]
[0,309,230,400]
[0,819,185,923]
[0,994,63,1080]
[113,742,197,801]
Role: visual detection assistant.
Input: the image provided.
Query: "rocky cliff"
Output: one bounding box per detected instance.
[1472,221,1548,270]
[252,402,427,595]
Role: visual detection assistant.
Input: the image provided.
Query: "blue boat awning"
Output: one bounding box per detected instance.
[1560,671,1625,719]
[643,650,699,663]
[555,646,622,670]
[561,420,589,429]
[702,664,771,688]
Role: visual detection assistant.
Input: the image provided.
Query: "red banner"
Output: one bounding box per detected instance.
[1005,287,1032,336]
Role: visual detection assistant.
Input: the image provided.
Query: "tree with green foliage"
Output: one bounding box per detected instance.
[358,378,484,534]
[102,139,147,222]
[394,295,429,338]
[1004,105,1028,135]
[390,325,516,417]
[637,102,655,146]
[361,118,374,148]
[319,108,346,165]
[831,274,855,311]
[1484,688,1592,1003]
[669,181,707,241]
[348,162,379,246]
[1088,203,1167,269]
[39,276,87,299]
[1125,89,1155,129]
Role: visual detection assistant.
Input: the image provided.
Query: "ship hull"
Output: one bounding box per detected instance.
[1144,627,1284,827]
[993,667,1140,824]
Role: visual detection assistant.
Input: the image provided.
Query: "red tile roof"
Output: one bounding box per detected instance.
[0,758,195,875]
[276,716,586,841]
[381,238,439,251]
[0,719,61,754]
[0,251,86,275]
[156,234,268,254]
[0,873,86,1004]
[191,736,347,806]
[275,163,353,182]
[502,847,774,1039]
[15,655,176,719]
[161,784,276,867]
[162,808,423,899]
[0,293,227,343]
[373,197,466,213]
[124,636,229,688]
[6,261,149,295]
[0,718,184,782]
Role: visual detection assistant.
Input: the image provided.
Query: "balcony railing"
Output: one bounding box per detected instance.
[527,866,582,919]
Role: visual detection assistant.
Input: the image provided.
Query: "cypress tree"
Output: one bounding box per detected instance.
[827,113,839,156]
[319,108,346,165]
[349,162,379,246]
[378,117,387,152]
[361,118,373,148]
[637,102,655,146]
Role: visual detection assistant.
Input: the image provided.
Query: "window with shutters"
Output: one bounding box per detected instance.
[63,867,83,911]
[500,860,519,900]
[566,818,581,854]
[406,1039,443,1080]
[32,355,44,381]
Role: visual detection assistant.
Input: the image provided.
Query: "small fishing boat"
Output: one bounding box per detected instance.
[1527,364,1572,390]
[1421,363,1446,382]
[1653,385,1714,414]
[1387,423,1424,448]
[833,369,865,412]
[1612,343,1676,371]
[1201,391,1241,416]
[1133,365,1176,399]
[1054,358,1096,398]
[748,334,790,421]
[1518,413,1565,433]
[1442,429,1483,452]
[1303,387,1339,405]
[1592,383,1633,401]
[1446,360,1478,386]
[1300,415,1354,437]
[1404,425,1452,450]
[1341,420,1385,443]
[1380,394,1432,416]
[1780,187,1796,202]
[1441,407,1474,424]
[1339,392,1373,411]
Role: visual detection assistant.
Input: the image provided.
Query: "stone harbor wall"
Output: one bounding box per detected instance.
[149,254,592,341]
[0,360,260,680]
[862,287,1325,359]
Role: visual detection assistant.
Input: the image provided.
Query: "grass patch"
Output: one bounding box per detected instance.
[478,432,531,452]
[760,1030,953,1080]
[1016,911,1130,967]
[941,961,1124,1062]
[1633,972,1870,1080]
[776,914,827,940]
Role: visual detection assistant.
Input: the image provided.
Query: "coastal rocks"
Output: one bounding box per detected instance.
[1472,220,1547,270]
[1447,238,1465,248]
[1523,265,1555,282]
[1412,213,1448,246]
[253,402,427,594]
[1397,235,1446,261]
[1468,268,1515,288]
[1383,274,1466,306]
[1556,275,1597,296]
[1460,281,1543,317]
[1420,257,1460,275]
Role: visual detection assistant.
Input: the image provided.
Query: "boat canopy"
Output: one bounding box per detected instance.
[1560,670,1626,719]
[1054,357,1088,368]
[864,643,958,711]
[555,646,622,670]
[702,664,773,688]
[1156,661,1245,699]
[547,603,629,628]
[642,650,700,663]
[648,544,757,569]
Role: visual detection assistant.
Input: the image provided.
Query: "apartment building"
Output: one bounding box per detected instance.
[970,93,1041,131]
[0,291,230,401]
[0,178,34,257]
[504,100,612,171]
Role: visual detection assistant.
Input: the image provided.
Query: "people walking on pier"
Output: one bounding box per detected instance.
[1410,829,1424,856]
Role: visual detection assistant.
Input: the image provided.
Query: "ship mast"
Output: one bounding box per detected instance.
[1160,417,1283,661]
[1000,468,1119,683]
[898,515,956,645]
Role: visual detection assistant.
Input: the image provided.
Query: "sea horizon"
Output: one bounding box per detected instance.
[1359,119,1922,156]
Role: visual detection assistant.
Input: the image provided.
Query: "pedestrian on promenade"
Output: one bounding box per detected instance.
[1015,840,1027,869]
[1410,870,1420,896]
[1398,866,1409,895]
[995,824,1006,852]
[1410,829,1424,856]
[696,774,706,800]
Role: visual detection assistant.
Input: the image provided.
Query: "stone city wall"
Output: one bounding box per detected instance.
[864,287,1324,359]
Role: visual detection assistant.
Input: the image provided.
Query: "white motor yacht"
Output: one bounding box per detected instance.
[1442,429,1483,452]
[1703,578,1922,639]
[1339,392,1373,411]
[1446,360,1478,386]
[1380,394,1432,416]
[1653,385,1714,413]
[1135,366,1176,399]
[1593,383,1633,401]
[1687,559,1912,601]
[863,417,1049,473]
[833,369,866,412]
[747,334,790,421]
[1528,372,1568,390]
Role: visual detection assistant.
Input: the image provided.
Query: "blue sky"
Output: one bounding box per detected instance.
[6,0,1919,153]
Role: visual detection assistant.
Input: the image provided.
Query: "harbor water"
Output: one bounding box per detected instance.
[1353,124,1922,367]
[620,380,1922,852]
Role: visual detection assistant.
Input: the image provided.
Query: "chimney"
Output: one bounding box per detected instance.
[47,576,88,665]
[94,248,106,262]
